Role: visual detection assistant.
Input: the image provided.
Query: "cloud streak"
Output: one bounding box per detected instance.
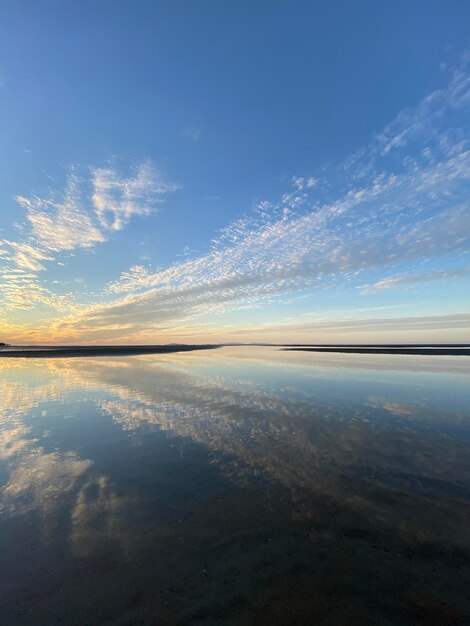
[361,267,470,292]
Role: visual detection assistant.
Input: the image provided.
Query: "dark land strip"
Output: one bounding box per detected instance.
[283,343,470,348]
[283,347,470,356]
[0,344,221,358]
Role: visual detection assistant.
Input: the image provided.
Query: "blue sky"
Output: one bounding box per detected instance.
[0,1,469,343]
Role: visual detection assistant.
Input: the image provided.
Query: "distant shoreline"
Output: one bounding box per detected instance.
[1,344,469,358]
[283,347,470,356]
[0,345,221,358]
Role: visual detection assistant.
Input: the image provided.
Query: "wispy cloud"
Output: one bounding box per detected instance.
[17,173,105,253]
[248,312,470,335]
[1,241,53,271]
[0,267,75,312]
[361,267,470,292]
[91,161,179,231]
[0,161,178,312]
[291,176,317,191]
[182,125,201,142]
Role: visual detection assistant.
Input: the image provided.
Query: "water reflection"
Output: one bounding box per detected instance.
[1,348,469,624]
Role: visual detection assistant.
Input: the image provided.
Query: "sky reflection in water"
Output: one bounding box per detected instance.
[1,347,469,625]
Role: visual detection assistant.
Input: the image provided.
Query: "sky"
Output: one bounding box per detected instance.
[0,0,469,345]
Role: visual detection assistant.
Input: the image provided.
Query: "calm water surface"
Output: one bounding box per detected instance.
[1,347,469,625]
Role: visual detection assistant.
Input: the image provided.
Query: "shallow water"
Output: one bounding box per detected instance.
[1,347,469,625]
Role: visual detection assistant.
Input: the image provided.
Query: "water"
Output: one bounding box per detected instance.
[1,347,469,625]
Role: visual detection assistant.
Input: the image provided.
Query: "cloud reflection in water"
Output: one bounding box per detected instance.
[0,348,469,623]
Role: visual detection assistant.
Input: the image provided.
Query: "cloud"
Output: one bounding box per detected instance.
[13,162,178,252]
[361,267,470,292]
[1,241,53,271]
[91,161,180,230]
[291,176,317,191]
[17,173,105,252]
[261,312,470,334]
[182,125,201,142]
[0,267,75,311]
[106,264,152,293]
[0,161,178,312]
